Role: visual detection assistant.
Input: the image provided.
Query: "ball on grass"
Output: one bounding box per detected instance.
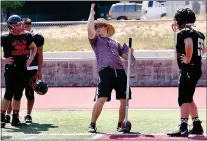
[121,120,132,133]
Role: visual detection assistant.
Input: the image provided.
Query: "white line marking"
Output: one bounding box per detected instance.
[92,134,104,140]
[3,133,95,136]
[24,136,37,140]
[3,132,206,136]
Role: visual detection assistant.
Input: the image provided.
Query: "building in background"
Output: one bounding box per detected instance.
[167,1,206,17]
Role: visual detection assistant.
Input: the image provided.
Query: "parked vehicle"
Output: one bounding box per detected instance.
[107,3,142,20]
[141,1,167,19]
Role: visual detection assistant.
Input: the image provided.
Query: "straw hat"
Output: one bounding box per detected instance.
[94,18,115,37]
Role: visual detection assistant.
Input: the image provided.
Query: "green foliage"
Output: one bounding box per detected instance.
[1,1,25,12]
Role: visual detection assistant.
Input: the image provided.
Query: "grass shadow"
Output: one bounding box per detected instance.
[5,122,58,134]
[1,136,13,140]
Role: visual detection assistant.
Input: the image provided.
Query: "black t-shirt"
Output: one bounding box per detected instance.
[176,28,205,70]
[1,32,33,67]
[29,31,44,67]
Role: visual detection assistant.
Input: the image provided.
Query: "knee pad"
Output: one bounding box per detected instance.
[4,92,13,101]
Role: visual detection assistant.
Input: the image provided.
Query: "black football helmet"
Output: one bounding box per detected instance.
[29,76,48,95]
[172,8,196,32]
[7,15,24,34]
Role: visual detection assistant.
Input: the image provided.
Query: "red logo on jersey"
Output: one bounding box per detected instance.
[12,40,30,56]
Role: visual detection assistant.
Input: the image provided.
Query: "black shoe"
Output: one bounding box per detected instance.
[11,114,23,127]
[5,115,11,123]
[88,123,97,133]
[25,115,32,123]
[117,122,123,132]
[1,114,6,128]
[167,123,189,137]
[189,121,204,135]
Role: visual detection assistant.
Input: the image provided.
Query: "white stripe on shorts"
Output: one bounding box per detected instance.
[27,66,38,70]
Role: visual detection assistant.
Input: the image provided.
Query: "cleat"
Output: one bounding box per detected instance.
[11,114,23,127]
[189,121,203,135]
[167,123,189,137]
[88,123,97,133]
[24,115,32,123]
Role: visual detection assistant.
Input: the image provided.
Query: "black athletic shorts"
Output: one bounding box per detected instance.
[178,66,202,104]
[4,65,27,101]
[97,67,132,102]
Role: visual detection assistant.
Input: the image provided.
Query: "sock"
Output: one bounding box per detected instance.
[192,117,200,122]
[117,122,122,127]
[13,110,19,116]
[1,111,6,122]
[181,118,188,124]
[180,118,188,131]
[1,110,6,115]
[90,122,96,126]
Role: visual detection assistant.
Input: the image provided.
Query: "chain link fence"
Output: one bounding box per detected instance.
[1,1,206,52]
[1,19,206,53]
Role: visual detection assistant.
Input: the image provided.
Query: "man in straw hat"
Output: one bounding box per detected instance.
[87,3,135,133]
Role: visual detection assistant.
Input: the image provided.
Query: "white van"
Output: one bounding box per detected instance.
[141,1,167,19]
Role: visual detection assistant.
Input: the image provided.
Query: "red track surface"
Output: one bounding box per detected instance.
[1,87,206,110]
[97,134,207,140]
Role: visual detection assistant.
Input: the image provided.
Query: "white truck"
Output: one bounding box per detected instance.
[141,1,167,19]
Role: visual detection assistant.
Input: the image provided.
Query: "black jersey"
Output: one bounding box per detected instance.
[1,32,33,67]
[29,31,44,67]
[176,28,205,70]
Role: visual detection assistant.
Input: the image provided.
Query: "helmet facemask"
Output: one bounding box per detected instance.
[172,8,196,32]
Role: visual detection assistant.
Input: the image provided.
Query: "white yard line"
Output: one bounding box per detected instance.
[2,132,95,140]
[2,133,95,136]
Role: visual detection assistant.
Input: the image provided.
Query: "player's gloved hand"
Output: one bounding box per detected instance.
[2,57,14,65]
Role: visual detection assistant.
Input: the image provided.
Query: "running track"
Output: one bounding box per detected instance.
[1,87,206,110]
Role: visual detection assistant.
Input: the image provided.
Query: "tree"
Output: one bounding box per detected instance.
[1,1,25,16]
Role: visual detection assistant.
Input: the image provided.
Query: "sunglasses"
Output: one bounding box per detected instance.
[95,25,106,29]
[25,23,31,25]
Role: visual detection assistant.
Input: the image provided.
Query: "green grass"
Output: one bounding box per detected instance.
[2,110,206,140]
